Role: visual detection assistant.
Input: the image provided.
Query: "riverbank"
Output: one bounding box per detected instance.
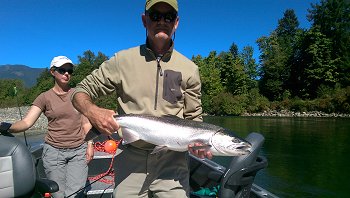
[1,107,349,133]
[242,109,350,117]
[0,106,48,135]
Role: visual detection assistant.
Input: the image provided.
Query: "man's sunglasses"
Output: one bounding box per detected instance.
[54,67,73,75]
[147,11,177,23]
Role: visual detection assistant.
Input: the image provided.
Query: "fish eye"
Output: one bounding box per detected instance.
[232,138,240,143]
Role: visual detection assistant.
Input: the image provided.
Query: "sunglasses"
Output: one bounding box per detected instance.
[147,11,177,23]
[54,67,73,75]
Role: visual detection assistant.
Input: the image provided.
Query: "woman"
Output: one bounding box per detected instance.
[8,56,94,198]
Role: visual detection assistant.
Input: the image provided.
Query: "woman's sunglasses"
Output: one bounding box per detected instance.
[54,67,73,75]
[147,11,177,23]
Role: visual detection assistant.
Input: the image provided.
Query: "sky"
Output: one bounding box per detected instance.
[0,0,320,68]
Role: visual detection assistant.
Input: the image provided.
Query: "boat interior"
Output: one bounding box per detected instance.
[0,124,275,198]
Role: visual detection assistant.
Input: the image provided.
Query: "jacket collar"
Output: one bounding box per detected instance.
[144,39,174,62]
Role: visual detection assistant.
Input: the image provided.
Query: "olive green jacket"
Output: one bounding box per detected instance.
[73,44,203,148]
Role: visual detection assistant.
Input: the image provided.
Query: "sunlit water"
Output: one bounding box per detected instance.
[205,116,350,198]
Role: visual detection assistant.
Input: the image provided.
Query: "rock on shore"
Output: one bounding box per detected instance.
[242,109,350,117]
[0,106,48,132]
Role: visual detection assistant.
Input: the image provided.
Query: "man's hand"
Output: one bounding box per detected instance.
[87,107,119,136]
[188,142,213,159]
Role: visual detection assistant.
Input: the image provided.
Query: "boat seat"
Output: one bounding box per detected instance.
[0,123,59,198]
[0,134,37,197]
[219,132,268,198]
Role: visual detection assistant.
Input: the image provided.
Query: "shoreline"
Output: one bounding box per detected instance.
[1,107,349,133]
[241,109,350,118]
[0,106,48,135]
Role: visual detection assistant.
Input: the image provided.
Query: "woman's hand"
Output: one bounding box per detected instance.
[86,142,94,163]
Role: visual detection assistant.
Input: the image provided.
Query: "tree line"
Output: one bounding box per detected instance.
[1,0,349,115]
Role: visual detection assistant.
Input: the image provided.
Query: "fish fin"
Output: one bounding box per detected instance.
[121,128,140,145]
[191,144,212,151]
[161,115,183,123]
[151,145,169,154]
[161,114,182,120]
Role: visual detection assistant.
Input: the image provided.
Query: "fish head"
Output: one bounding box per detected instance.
[210,131,251,156]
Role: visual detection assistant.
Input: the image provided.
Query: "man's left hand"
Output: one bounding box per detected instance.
[188,142,213,159]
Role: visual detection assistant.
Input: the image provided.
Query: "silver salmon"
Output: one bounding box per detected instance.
[112,114,251,156]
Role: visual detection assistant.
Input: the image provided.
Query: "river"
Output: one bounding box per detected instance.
[18,116,349,197]
[204,116,350,198]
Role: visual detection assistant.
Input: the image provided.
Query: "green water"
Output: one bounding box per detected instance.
[20,116,349,197]
[204,116,350,198]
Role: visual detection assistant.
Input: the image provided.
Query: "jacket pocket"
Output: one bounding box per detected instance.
[163,70,183,104]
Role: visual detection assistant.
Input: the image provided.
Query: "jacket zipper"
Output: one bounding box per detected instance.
[154,55,163,110]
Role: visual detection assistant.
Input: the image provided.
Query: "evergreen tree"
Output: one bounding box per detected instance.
[257,33,286,100]
[229,42,239,59]
[308,0,350,86]
[294,27,339,98]
[240,46,258,89]
[257,9,300,101]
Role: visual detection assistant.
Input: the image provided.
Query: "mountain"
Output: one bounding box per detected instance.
[0,64,46,87]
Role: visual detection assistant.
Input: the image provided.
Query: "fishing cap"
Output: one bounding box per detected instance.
[145,0,178,12]
[50,56,74,68]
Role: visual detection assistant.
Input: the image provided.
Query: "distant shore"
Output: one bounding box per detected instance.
[241,109,350,118]
[0,106,48,135]
[1,106,349,133]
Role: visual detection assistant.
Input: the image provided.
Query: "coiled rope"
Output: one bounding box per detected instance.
[88,138,121,184]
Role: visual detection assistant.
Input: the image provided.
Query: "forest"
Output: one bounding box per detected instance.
[1,0,349,115]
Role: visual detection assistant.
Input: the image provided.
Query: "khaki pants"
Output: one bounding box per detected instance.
[42,143,88,198]
[113,144,189,198]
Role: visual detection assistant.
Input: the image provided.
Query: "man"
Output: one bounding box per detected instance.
[71,0,211,197]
